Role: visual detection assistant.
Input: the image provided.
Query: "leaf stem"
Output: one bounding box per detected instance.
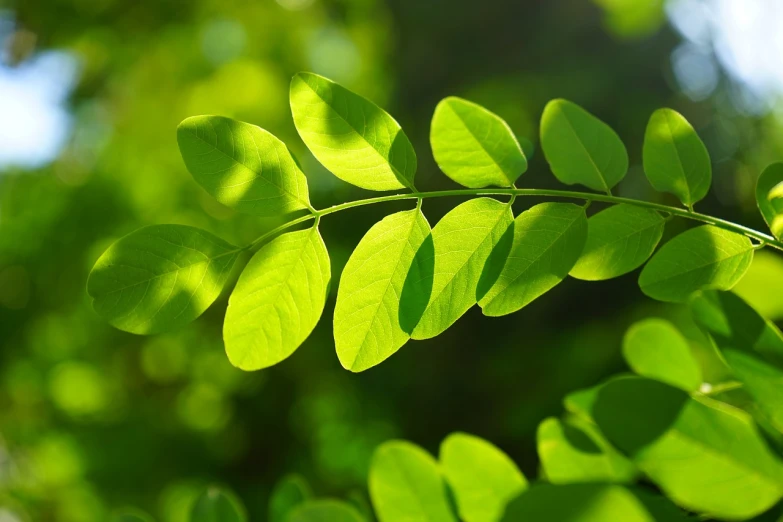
[244,188,783,252]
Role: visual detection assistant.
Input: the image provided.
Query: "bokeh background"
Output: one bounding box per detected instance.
[2,0,783,520]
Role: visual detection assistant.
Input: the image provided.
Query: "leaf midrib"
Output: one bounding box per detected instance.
[559,104,611,194]
[643,242,751,289]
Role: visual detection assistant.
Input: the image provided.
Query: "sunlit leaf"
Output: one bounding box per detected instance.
[269,474,312,522]
[643,109,711,208]
[223,227,330,370]
[501,484,688,522]
[177,116,311,216]
[734,250,783,321]
[88,225,240,335]
[756,163,783,239]
[430,97,527,188]
[540,99,628,194]
[622,318,702,392]
[287,500,366,522]
[290,72,417,191]
[537,416,637,485]
[412,198,513,339]
[591,376,783,519]
[569,204,665,281]
[479,202,587,316]
[439,432,527,522]
[191,486,247,522]
[370,440,457,522]
[334,208,431,372]
[638,225,753,302]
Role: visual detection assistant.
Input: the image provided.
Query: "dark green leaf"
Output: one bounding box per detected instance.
[190,486,247,522]
[269,474,312,522]
[286,500,366,522]
[756,163,783,239]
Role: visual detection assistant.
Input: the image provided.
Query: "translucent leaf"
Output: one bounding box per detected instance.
[411,198,513,340]
[622,318,702,392]
[430,97,527,188]
[591,376,783,519]
[537,416,637,485]
[540,99,628,194]
[479,202,587,317]
[177,116,311,216]
[638,225,753,302]
[501,484,689,522]
[269,474,312,522]
[369,440,457,522]
[439,432,527,522]
[224,227,330,370]
[569,204,665,281]
[334,209,431,372]
[287,500,366,522]
[643,109,711,208]
[290,72,417,191]
[88,225,240,335]
[190,486,247,522]
[734,251,783,321]
[756,163,783,239]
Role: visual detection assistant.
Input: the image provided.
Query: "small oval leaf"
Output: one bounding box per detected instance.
[638,225,753,302]
[643,109,711,208]
[290,72,417,191]
[177,116,311,216]
[269,474,312,522]
[191,486,247,522]
[88,225,240,335]
[430,97,527,188]
[569,204,665,281]
[756,163,783,239]
[540,99,628,194]
[224,227,330,370]
[287,500,366,522]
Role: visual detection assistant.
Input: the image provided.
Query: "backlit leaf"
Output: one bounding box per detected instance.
[733,251,783,321]
[177,116,311,216]
[269,474,312,522]
[287,500,366,522]
[756,163,783,239]
[290,72,417,191]
[638,225,753,302]
[540,99,628,194]
[88,225,240,335]
[223,227,330,370]
[430,97,527,188]
[569,204,665,281]
[191,486,247,522]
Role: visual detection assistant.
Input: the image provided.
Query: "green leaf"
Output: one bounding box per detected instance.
[111,509,155,522]
[430,97,527,188]
[286,500,366,522]
[177,116,311,216]
[540,99,628,194]
[479,202,587,317]
[502,484,689,522]
[734,250,783,321]
[591,376,783,519]
[569,204,665,281]
[269,474,312,522]
[638,225,754,302]
[334,208,431,371]
[622,318,702,392]
[439,432,527,522]
[369,440,457,522]
[224,227,330,370]
[88,225,240,335]
[756,163,783,239]
[643,108,711,208]
[537,416,637,485]
[290,72,417,191]
[190,486,247,522]
[411,198,513,340]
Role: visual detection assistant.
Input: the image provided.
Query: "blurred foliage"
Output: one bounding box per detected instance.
[1,0,783,520]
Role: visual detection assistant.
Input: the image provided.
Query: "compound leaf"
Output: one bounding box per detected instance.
[479,202,587,317]
[223,227,330,370]
[569,204,665,281]
[290,72,416,191]
[334,208,431,372]
[287,500,366,522]
[269,474,312,522]
[88,225,240,335]
[191,486,247,522]
[540,99,628,193]
[756,163,783,239]
[430,97,527,188]
[622,318,702,392]
[439,432,527,522]
[177,116,311,216]
[412,198,513,339]
[638,225,753,302]
[370,440,457,522]
[643,109,711,208]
